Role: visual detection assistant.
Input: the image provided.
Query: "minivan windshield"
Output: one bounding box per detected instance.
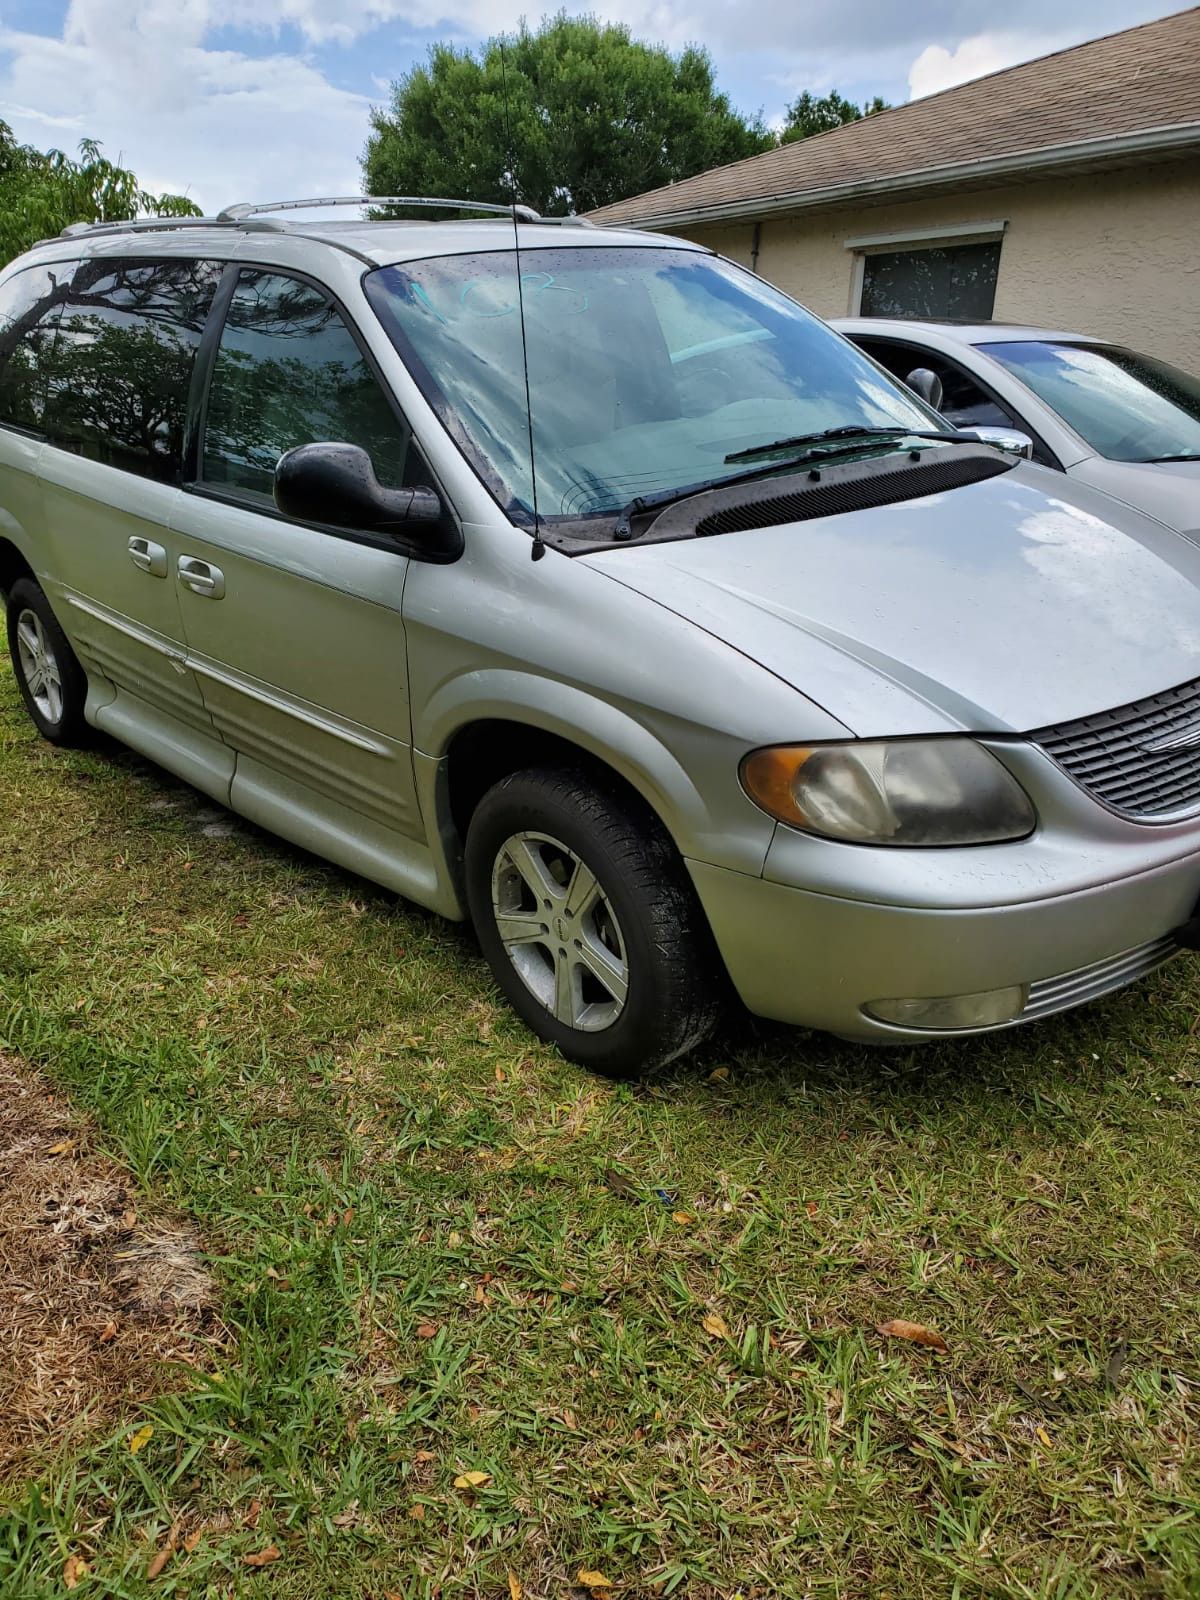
[365,246,938,527]
[980,340,1200,464]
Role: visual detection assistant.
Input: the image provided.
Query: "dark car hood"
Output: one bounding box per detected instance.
[583,463,1200,736]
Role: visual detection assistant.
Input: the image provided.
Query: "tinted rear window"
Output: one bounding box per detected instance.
[43,258,222,482]
[0,263,75,433]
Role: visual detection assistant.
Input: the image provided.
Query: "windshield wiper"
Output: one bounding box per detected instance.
[612,428,980,542]
[1141,452,1200,463]
[724,425,974,464]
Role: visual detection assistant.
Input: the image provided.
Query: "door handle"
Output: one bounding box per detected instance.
[178,555,225,600]
[128,536,167,578]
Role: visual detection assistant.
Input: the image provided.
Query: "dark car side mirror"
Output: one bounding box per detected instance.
[905,367,944,411]
[274,441,458,556]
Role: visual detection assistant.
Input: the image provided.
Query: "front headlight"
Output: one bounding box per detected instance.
[740,738,1036,846]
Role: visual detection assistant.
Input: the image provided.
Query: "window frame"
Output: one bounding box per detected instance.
[850,332,1063,470]
[185,259,461,564]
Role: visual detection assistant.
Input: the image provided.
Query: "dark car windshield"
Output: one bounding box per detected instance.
[364,246,938,526]
[980,340,1200,463]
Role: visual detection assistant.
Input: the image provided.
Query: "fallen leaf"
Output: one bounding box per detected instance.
[877,1319,949,1353]
[603,1168,638,1200]
[453,1470,491,1490]
[146,1540,175,1580]
[98,1319,118,1344]
[702,1312,731,1339]
[342,1207,355,1227]
[672,1211,695,1225]
[508,1573,522,1600]
[1105,1339,1128,1390]
[63,1554,89,1589]
[495,1066,506,1082]
[182,1531,203,1553]
[47,1139,75,1156]
[128,1423,154,1454]
[242,1545,281,1568]
[577,1570,613,1589]
[805,1201,819,1218]
[244,1499,262,1529]
[448,1230,462,1247]
[412,1449,435,1463]
[416,1322,438,1339]
[409,1503,425,1521]
[1036,1425,1053,1448]
[706,1066,730,1082]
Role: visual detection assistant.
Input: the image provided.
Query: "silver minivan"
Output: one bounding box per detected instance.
[2,199,1199,1076]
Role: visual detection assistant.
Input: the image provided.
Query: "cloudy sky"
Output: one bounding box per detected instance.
[0,0,1185,211]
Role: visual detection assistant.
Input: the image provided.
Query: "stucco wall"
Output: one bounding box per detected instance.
[675,159,1200,370]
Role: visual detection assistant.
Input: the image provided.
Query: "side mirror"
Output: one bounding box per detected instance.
[967,426,1034,460]
[274,441,448,543]
[905,367,944,411]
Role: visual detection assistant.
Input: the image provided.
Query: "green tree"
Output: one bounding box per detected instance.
[780,90,890,144]
[0,124,198,267]
[363,13,774,217]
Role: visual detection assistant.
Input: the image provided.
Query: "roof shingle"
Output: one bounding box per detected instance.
[589,8,1200,225]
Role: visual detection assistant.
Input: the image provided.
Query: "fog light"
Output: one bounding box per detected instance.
[864,985,1028,1031]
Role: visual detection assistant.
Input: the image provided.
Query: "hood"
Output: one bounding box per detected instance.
[583,464,1200,737]
[1069,455,1200,537]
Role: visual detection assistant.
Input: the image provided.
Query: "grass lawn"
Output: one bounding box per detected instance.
[2,652,1200,1600]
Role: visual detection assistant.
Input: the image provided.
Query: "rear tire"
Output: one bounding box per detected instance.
[465,767,720,1078]
[6,577,90,746]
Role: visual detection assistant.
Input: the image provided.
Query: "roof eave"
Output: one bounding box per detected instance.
[595,122,1200,231]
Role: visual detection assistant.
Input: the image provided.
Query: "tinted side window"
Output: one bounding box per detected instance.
[0,263,75,432]
[856,337,1016,429]
[43,258,221,482]
[200,270,414,503]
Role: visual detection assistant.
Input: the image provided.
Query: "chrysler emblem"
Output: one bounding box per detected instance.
[1141,719,1200,754]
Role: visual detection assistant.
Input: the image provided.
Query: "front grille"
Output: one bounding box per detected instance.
[1022,935,1179,1023]
[1030,675,1200,818]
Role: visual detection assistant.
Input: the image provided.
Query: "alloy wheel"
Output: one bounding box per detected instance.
[15,607,64,725]
[490,830,629,1031]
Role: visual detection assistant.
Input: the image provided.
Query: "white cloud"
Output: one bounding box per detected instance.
[0,1,380,209]
[907,29,1080,100]
[0,0,696,208]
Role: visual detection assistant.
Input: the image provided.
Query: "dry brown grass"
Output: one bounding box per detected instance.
[0,1052,223,1478]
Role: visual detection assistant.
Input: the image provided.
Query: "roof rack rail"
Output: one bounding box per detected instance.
[218,195,546,223]
[217,195,596,226]
[51,195,600,244]
[58,215,233,240]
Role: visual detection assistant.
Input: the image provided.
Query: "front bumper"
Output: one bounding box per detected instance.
[687,850,1199,1042]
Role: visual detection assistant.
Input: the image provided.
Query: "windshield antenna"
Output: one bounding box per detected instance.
[498,37,545,561]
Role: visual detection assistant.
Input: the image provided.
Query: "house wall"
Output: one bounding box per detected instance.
[674,159,1200,369]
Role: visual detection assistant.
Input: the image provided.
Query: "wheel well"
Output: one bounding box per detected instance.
[445,719,661,846]
[0,539,33,602]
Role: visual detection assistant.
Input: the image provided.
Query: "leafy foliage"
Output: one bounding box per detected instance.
[780,89,890,144]
[0,123,198,268]
[363,14,774,216]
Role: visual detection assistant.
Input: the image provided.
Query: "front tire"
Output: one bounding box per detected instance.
[465,768,720,1078]
[6,577,90,746]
